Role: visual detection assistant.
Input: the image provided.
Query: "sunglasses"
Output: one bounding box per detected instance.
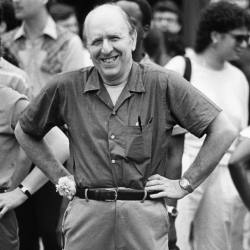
[228,33,250,44]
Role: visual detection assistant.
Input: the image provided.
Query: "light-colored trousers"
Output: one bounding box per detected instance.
[61,198,169,250]
[0,210,19,250]
[176,153,247,250]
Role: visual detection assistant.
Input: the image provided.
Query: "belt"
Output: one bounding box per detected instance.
[0,187,8,193]
[75,187,161,202]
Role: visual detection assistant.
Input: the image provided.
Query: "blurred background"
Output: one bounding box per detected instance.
[55,0,209,48]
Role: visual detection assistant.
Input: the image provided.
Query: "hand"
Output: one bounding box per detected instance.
[145,174,187,199]
[0,188,28,219]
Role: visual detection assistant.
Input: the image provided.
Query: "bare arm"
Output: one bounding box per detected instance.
[229,137,250,210]
[146,111,238,199]
[164,133,184,205]
[8,148,32,189]
[20,126,70,193]
[0,126,70,218]
[14,122,70,184]
[183,111,237,188]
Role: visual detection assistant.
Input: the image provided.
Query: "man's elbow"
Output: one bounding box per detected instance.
[222,122,238,143]
[14,122,30,146]
[15,122,24,142]
[211,112,238,143]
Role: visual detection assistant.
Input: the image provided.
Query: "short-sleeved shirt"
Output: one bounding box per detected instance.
[0,58,31,98]
[2,17,92,96]
[19,62,221,189]
[0,86,29,187]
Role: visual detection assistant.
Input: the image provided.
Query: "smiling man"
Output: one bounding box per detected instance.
[83,5,136,85]
[14,3,237,250]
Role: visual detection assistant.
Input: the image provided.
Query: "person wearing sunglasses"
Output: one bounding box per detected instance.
[228,32,250,44]
[165,2,249,250]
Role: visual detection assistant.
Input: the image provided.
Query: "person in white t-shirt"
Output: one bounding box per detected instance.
[229,126,250,210]
[165,2,249,250]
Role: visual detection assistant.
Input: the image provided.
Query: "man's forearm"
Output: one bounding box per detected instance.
[229,138,250,210]
[165,134,185,206]
[15,122,70,184]
[183,112,237,189]
[9,148,32,189]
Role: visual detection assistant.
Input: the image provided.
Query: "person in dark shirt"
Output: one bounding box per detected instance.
[14,3,237,250]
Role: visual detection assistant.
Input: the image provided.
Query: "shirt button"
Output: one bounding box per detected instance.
[110,134,115,139]
[111,159,116,164]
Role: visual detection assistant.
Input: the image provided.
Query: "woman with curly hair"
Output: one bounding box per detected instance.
[166,2,250,250]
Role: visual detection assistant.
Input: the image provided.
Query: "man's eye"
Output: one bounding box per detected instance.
[92,40,102,46]
[111,37,119,42]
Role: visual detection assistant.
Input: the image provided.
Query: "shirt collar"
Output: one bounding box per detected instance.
[14,16,58,40]
[140,53,152,64]
[83,62,145,94]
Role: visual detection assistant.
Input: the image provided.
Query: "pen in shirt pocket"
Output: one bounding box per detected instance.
[138,116,142,132]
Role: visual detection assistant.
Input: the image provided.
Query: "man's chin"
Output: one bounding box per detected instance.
[100,68,119,78]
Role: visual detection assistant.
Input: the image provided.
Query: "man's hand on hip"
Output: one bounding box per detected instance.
[145,174,188,199]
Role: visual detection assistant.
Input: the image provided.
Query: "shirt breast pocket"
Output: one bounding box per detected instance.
[124,120,153,166]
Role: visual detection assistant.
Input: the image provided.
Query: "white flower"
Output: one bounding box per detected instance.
[56,175,76,200]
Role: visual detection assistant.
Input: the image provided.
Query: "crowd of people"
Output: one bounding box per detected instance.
[0,0,250,250]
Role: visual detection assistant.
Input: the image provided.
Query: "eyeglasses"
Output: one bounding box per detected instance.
[228,33,250,44]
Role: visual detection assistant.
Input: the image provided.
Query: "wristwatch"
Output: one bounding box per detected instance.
[167,206,178,218]
[179,177,193,193]
[18,184,32,198]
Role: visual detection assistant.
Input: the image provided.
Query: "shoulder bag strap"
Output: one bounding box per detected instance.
[183,56,192,81]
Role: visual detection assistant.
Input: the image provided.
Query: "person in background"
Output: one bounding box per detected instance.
[0,32,69,249]
[151,0,181,34]
[0,84,69,250]
[0,84,29,250]
[114,0,152,63]
[166,2,249,250]
[0,0,20,66]
[229,126,250,210]
[2,0,92,96]
[49,2,79,35]
[151,0,185,65]
[143,27,167,65]
[1,0,91,249]
[14,3,237,250]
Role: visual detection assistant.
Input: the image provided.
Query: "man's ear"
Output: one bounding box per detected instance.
[131,29,137,51]
[211,31,221,45]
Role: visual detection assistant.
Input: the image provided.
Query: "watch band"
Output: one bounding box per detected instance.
[18,184,32,198]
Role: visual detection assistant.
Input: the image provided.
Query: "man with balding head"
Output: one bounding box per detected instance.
[15,3,237,250]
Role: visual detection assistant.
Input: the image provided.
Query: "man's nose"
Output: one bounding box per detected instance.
[101,39,113,54]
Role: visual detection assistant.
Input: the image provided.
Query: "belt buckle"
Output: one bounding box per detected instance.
[105,189,118,202]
